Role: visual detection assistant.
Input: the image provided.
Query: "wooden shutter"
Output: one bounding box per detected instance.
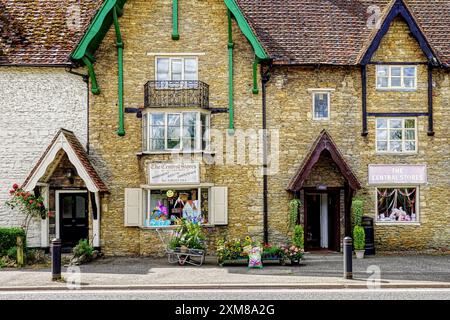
[124,188,142,227]
[211,187,228,225]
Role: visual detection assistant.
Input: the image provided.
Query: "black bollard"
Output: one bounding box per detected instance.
[51,238,62,281]
[343,236,353,279]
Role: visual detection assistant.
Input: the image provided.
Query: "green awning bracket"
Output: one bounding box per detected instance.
[227,9,234,135]
[172,0,180,40]
[82,56,100,95]
[252,58,259,94]
[113,6,125,137]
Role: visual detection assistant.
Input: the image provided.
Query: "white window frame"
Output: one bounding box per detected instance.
[375,117,418,154]
[143,186,212,228]
[143,110,210,153]
[376,65,417,90]
[308,89,334,121]
[155,56,198,82]
[374,186,420,225]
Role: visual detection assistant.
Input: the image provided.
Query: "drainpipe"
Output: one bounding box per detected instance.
[66,67,90,154]
[113,6,125,137]
[227,9,234,134]
[82,56,100,95]
[172,0,180,40]
[261,64,271,244]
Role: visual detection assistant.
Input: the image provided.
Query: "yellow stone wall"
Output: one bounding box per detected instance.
[88,4,449,255]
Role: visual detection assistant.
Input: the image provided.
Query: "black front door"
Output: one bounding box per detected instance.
[60,192,88,248]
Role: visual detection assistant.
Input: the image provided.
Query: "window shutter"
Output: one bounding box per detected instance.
[211,187,228,225]
[124,188,143,227]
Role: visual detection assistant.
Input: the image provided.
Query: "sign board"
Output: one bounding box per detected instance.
[149,163,200,185]
[368,164,427,185]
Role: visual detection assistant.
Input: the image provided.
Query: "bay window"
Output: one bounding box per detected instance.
[376,187,418,223]
[376,118,417,153]
[142,111,210,152]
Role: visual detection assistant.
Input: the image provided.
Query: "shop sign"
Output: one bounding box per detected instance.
[368,164,427,185]
[149,163,200,184]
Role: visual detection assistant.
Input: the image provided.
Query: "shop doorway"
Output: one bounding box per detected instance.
[56,191,89,249]
[304,191,340,252]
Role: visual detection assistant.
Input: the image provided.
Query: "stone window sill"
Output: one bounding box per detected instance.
[375,222,421,226]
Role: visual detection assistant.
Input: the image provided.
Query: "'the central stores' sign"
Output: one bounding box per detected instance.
[368,164,427,185]
[149,163,200,184]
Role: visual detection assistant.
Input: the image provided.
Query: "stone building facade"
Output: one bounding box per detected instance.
[11,0,448,255]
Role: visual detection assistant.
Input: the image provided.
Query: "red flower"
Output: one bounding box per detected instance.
[29,200,34,204]
[9,189,15,195]
[12,183,18,190]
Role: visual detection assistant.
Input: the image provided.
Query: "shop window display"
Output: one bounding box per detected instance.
[376,188,417,222]
[144,188,209,227]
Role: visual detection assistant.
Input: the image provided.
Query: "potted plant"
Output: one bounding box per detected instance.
[353,225,366,259]
[169,219,206,254]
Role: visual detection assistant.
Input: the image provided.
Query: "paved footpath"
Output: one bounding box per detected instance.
[0,254,449,290]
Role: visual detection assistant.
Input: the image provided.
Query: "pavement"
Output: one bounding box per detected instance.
[0,253,449,290]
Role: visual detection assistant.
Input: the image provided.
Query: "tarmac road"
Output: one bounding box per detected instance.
[0,288,449,300]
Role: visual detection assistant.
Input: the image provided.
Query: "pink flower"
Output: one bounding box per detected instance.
[29,200,34,204]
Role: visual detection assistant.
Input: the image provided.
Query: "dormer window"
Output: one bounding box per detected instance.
[376,65,417,90]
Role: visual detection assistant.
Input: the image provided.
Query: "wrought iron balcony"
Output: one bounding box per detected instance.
[144,80,209,109]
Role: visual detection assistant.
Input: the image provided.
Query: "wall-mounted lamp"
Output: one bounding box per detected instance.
[65,168,75,184]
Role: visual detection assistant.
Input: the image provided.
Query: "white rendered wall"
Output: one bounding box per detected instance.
[0,67,87,247]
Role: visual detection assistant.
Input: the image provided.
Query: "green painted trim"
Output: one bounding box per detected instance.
[82,56,100,95]
[113,6,125,137]
[72,0,125,60]
[227,9,234,134]
[252,59,259,94]
[172,0,180,40]
[224,0,269,61]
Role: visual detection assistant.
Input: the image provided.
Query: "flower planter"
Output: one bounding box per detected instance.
[219,257,248,266]
[355,250,365,259]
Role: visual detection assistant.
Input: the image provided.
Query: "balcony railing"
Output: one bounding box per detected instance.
[144,80,209,109]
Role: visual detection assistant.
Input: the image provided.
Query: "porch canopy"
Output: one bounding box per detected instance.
[287,130,361,192]
[22,128,108,193]
[287,130,361,236]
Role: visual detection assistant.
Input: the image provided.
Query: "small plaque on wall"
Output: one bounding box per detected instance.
[149,163,200,185]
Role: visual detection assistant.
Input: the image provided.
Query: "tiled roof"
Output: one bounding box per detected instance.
[235,0,450,66]
[0,0,103,65]
[22,129,109,193]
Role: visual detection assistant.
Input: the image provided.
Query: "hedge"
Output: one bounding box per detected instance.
[0,227,26,256]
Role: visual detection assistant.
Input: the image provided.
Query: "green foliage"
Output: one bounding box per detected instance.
[289,198,302,229]
[169,219,206,250]
[216,238,247,263]
[73,239,94,258]
[0,227,26,256]
[352,199,364,227]
[262,244,282,257]
[6,246,17,261]
[353,226,366,250]
[292,225,304,249]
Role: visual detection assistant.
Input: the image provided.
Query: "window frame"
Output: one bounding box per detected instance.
[155,56,199,82]
[143,186,212,228]
[311,91,331,121]
[142,109,211,153]
[376,65,417,90]
[375,117,418,154]
[374,186,420,225]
